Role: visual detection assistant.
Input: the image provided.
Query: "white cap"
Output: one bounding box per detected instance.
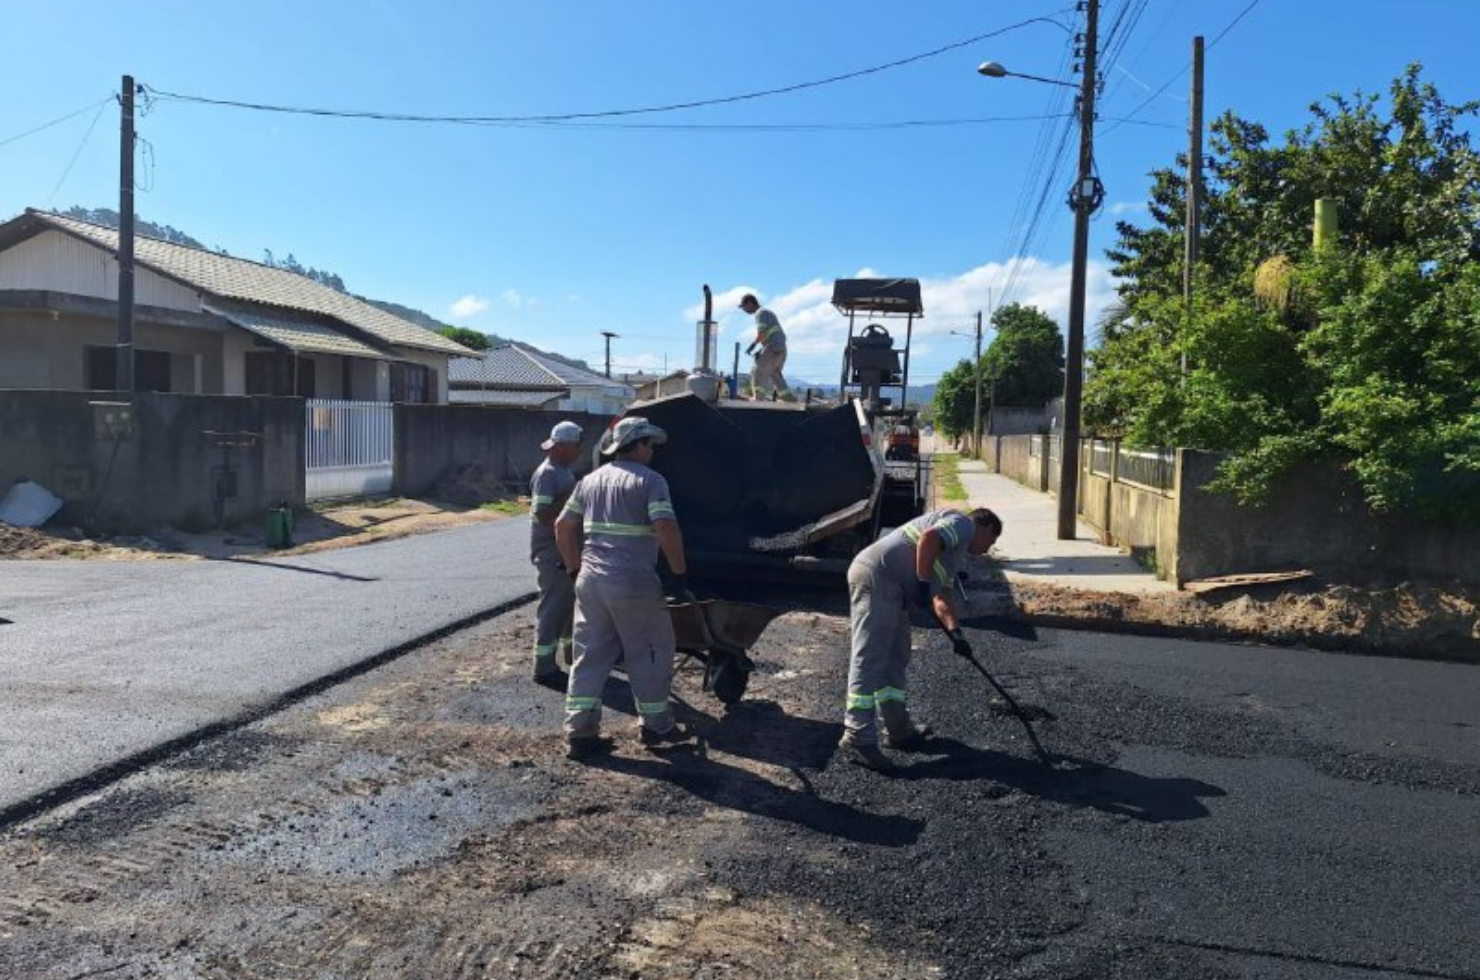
[541,420,584,451]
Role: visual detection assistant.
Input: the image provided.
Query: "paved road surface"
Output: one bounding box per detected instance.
[0,520,533,818]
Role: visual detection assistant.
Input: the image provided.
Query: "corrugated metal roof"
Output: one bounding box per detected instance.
[449,344,633,393]
[30,210,472,357]
[206,303,392,360]
[448,388,567,408]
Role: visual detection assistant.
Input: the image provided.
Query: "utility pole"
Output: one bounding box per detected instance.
[117,74,137,393]
[600,330,618,379]
[1182,34,1204,378]
[1058,0,1098,540]
[971,310,983,459]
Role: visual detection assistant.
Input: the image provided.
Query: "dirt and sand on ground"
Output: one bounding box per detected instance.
[2,495,1476,661]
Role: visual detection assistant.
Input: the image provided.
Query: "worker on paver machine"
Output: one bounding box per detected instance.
[555,417,694,761]
[838,507,1003,771]
[739,292,793,401]
[529,420,584,687]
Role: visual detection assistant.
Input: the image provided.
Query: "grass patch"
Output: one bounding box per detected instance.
[932,452,967,505]
[478,499,526,516]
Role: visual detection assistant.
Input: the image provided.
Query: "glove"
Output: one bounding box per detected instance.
[914,580,933,610]
[661,570,688,598]
[946,627,972,659]
[746,345,760,357]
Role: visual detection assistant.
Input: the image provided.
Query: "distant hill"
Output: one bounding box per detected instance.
[58,206,595,371]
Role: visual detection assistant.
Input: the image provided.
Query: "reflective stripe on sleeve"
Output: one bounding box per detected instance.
[648,501,676,520]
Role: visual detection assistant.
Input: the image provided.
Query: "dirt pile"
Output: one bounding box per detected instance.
[1002,578,1480,662]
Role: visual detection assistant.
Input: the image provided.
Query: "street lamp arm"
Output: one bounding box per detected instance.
[977,61,1078,89]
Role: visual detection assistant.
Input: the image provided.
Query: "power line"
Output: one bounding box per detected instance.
[498,113,1070,133]
[141,16,1074,126]
[0,97,114,152]
[45,99,110,206]
[1100,0,1267,136]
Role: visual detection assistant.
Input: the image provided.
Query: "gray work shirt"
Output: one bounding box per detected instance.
[529,457,577,563]
[856,509,975,594]
[559,460,677,579]
[755,308,787,353]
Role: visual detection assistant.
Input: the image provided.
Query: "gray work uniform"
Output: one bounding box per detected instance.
[559,460,680,738]
[749,308,790,399]
[842,509,975,746]
[530,457,577,675]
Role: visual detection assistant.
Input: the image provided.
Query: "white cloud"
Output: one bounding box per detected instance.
[448,294,490,318]
[502,289,524,309]
[1108,200,1148,215]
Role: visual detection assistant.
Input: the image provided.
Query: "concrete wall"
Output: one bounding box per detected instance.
[394,405,616,497]
[1174,451,1480,584]
[0,390,303,533]
[988,406,1048,436]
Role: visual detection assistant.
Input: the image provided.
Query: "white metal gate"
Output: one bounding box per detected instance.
[305,399,394,501]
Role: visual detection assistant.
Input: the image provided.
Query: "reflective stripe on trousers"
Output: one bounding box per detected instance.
[533,557,575,672]
[564,572,677,737]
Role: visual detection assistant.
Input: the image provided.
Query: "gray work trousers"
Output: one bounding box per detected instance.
[564,572,677,738]
[842,557,917,746]
[751,348,789,399]
[532,556,575,675]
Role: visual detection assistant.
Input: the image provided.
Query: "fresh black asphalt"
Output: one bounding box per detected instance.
[0,520,534,820]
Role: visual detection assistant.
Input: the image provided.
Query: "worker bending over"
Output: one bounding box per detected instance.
[556,416,692,760]
[529,420,583,686]
[839,507,1003,771]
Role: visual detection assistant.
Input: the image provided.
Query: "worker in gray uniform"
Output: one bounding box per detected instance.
[739,293,792,401]
[529,420,584,687]
[838,507,1003,770]
[555,416,691,760]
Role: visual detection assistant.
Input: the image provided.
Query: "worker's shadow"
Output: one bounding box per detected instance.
[590,745,924,848]
[896,738,1225,824]
[697,699,840,771]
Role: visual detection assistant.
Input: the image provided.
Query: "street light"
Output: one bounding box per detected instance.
[977,0,1099,540]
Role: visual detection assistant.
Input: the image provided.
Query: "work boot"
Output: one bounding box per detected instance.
[884,724,934,752]
[639,723,693,751]
[565,735,614,762]
[836,740,896,772]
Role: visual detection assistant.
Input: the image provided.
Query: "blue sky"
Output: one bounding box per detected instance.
[3,1,1476,388]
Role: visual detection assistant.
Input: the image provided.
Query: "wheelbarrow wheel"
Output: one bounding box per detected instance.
[710,653,751,705]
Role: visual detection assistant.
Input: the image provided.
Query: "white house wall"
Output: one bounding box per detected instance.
[0,230,203,311]
[0,309,225,391]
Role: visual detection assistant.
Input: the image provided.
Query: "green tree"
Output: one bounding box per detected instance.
[930,358,977,441]
[981,303,1064,407]
[1089,64,1480,520]
[438,325,492,351]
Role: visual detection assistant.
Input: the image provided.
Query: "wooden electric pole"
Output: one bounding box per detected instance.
[971,310,983,458]
[117,75,137,393]
[601,330,618,379]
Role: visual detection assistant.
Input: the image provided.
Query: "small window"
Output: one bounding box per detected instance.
[85,345,172,392]
[245,351,315,396]
[390,362,435,404]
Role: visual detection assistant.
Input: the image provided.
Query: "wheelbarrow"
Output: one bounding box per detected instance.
[667,599,783,705]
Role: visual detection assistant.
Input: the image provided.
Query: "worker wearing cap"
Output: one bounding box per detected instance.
[838,507,1003,770]
[529,420,584,686]
[739,293,792,401]
[555,416,691,760]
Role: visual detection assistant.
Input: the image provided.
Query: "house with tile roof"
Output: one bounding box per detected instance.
[0,209,475,402]
[448,343,634,414]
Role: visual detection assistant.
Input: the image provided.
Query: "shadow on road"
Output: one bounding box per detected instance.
[896,737,1225,823]
[591,746,924,848]
[214,557,379,582]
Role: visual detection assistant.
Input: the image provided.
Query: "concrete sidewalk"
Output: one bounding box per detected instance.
[952,456,1175,594]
